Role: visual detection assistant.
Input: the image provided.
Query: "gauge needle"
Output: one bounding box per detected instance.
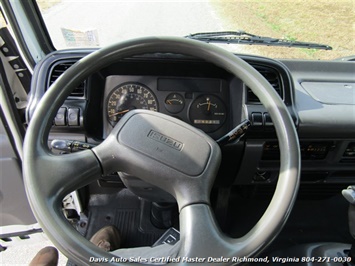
[109,109,129,117]
[207,101,211,111]
[166,100,172,105]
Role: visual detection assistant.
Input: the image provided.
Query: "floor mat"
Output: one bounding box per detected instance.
[83,189,168,248]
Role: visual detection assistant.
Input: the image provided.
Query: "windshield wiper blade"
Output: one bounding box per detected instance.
[185,31,332,50]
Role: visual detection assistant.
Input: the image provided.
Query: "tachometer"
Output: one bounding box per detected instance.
[107,83,158,126]
[189,95,226,132]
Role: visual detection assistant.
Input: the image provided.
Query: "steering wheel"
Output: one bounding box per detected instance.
[23,37,300,265]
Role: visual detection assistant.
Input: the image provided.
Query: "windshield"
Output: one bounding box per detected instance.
[36,0,354,60]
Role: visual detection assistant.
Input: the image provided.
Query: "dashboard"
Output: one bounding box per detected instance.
[28,51,355,190]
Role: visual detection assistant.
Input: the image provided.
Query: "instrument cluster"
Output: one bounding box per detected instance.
[103,75,230,138]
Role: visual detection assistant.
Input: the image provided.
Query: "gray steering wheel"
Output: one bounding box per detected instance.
[23,37,300,265]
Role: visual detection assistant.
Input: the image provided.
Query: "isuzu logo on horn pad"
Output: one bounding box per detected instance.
[148,130,183,151]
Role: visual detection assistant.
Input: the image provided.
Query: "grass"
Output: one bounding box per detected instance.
[36,0,62,11]
[210,0,355,60]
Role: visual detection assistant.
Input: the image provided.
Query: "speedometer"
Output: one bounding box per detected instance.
[107,83,158,126]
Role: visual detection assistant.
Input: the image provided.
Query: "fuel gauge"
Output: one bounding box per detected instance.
[164,93,185,113]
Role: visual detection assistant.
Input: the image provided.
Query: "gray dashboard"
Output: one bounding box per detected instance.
[28,51,355,186]
[282,60,355,138]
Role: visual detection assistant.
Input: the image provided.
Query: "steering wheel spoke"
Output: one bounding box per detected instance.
[24,149,101,201]
[179,204,237,259]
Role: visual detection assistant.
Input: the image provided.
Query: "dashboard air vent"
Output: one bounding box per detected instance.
[247,66,283,103]
[341,142,355,163]
[47,61,85,98]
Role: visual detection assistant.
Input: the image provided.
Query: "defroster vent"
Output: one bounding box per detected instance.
[246,65,283,103]
[47,60,86,98]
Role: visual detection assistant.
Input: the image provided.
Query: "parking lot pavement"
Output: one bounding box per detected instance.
[0,232,67,265]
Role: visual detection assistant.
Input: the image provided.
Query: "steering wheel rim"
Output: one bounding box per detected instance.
[23,37,300,265]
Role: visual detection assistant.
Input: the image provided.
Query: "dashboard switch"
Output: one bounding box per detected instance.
[251,112,262,126]
[68,108,80,126]
[263,113,273,127]
[55,107,67,126]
